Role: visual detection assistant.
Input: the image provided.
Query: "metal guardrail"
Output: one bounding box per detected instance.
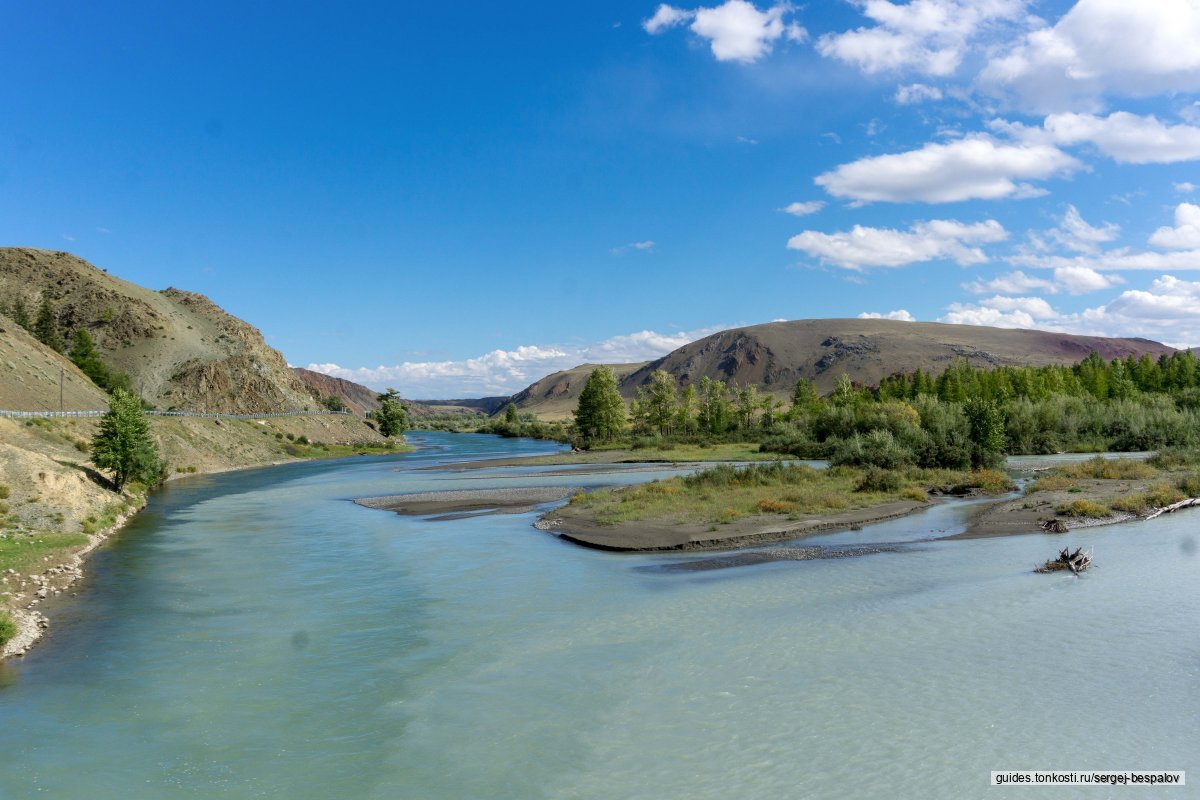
[0,409,354,420]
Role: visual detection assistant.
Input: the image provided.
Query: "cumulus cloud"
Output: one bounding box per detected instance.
[787,218,1007,270]
[307,325,730,397]
[644,3,693,33]
[941,294,1061,328]
[982,0,1200,112]
[1048,204,1119,253]
[1072,275,1200,347]
[964,267,1120,295]
[1043,112,1200,164]
[814,136,1080,203]
[644,1,805,63]
[1175,182,1198,193]
[817,0,1028,77]
[857,309,916,321]
[780,200,825,216]
[895,83,944,104]
[1148,203,1200,250]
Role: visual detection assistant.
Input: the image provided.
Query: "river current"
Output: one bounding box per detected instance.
[1,432,1197,798]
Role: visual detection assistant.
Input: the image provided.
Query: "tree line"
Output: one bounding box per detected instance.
[570,351,1200,470]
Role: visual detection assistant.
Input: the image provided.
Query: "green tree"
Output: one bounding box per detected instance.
[34,297,63,352]
[644,370,679,436]
[374,388,409,438]
[320,394,347,412]
[91,388,164,491]
[573,366,626,445]
[505,402,519,424]
[697,377,733,434]
[964,396,1006,469]
[7,296,32,331]
[69,328,109,386]
[734,384,761,430]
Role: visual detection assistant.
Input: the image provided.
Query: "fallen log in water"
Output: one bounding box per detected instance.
[1143,497,1200,521]
[1036,546,1092,574]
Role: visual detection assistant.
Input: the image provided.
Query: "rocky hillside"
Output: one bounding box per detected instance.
[0,248,316,414]
[510,319,1176,419]
[0,312,110,410]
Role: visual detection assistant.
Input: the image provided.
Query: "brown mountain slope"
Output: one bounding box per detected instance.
[0,248,315,414]
[0,313,110,410]
[291,368,485,418]
[506,362,650,419]
[511,320,1176,419]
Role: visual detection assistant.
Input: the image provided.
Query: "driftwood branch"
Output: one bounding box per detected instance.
[1143,497,1200,521]
[1036,546,1092,574]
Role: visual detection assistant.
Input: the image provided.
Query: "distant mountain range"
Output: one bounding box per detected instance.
[1,248,1176,422]
[499,319,1176,420]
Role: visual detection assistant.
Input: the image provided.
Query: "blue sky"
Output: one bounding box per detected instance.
[4,1,1200,397]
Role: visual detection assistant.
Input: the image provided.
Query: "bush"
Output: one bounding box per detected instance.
[830,430,915,470]
[0,485,8,500]
[1178,473,1200,497]
[296,435,310,445]
[855,467,904,493]
[1056,499,1113,518]
[1057,457,1157,480]
[900,486,929,502]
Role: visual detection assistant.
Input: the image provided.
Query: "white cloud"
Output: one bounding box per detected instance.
[814,136,1080,203]
[982,0,1200,112]
[818,0,1028,77]
[1043,112,1200,164]
[644,4,693,33]
[307,325,730,397]
[964,266,1120,295]
[645,1,804,63]
[1148,203,1200,250]
[1071,275,1200,347]
[1175,182,1198,193]
[611,240,656,255]
[1052,265,1122,294]
[780,200,825,216]
[895,83,944,104]
[1049,204,1118,253]
[788,218,1007,270]
[857,309,916,321]
[941,293,1061,328]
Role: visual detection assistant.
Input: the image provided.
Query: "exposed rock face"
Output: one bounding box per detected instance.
[0,247,316,413]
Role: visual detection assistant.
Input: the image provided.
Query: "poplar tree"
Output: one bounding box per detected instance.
[573,366,626,445]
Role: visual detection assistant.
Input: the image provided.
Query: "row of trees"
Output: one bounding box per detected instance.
[571,354,1200,469]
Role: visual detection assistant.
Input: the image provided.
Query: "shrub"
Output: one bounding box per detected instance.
[900,487,929,502]
[855,467,904,494]
[1178,473,1200,497]
[961,469,1016,494]
[830,430,915,470]
[0,485,8,500]
[1057,457,1156,481]
[296,435,310,445]
[1056,499,1113,518]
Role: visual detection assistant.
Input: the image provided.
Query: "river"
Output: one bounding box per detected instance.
[1,432,1197,798]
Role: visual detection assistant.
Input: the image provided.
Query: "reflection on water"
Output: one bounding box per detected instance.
[0,433,1196,799]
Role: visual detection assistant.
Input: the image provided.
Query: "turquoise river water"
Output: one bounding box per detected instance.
[0,432,1197,798]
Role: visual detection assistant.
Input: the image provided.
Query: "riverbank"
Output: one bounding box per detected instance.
[0,412,406,660]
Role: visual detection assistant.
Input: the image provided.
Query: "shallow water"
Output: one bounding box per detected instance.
[1,433,1197,799]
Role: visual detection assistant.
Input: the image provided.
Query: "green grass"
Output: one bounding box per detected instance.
[280,440,414,459]
[568,461,944,527]
[1028,474,1083,493]
[0,532,90,576]
[1109,483,1188,514]
[0,612,15,648]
